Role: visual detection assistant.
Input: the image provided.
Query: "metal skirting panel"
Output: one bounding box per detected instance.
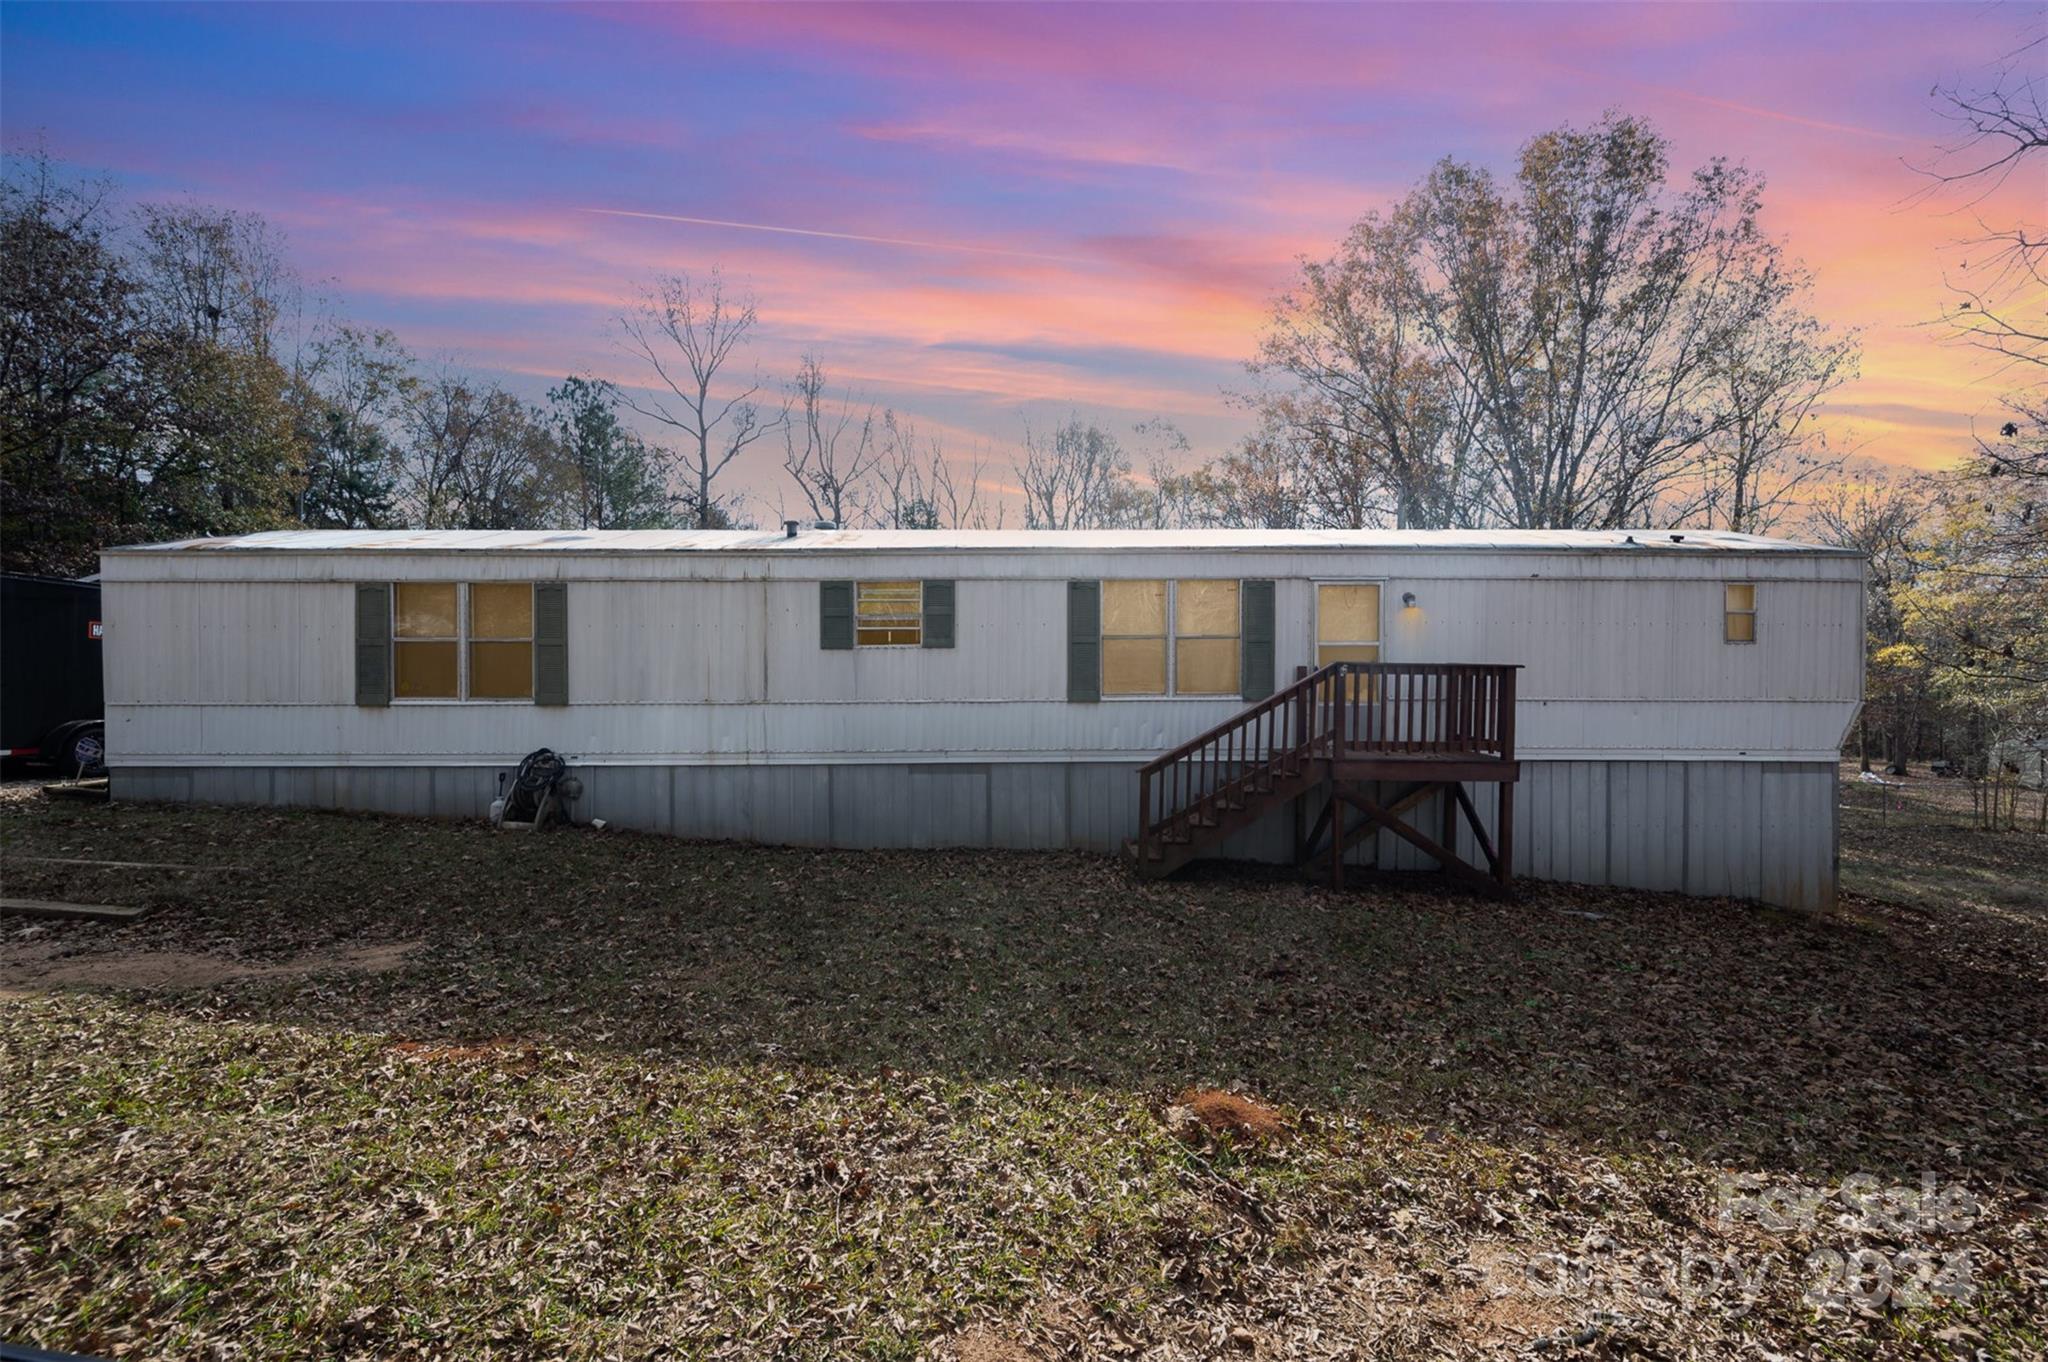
[109,757,1839,910]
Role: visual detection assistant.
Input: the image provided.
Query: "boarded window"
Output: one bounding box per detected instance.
[1725,583,1757,643]
[392,582,541,700]
[1101,580,1244,696]
[1173,579,1240,695]
[856,580,923,646]
[1102,579,1167,695]
[394,583,459,698]
[1316,583,1382,669]
[469,583,534,699]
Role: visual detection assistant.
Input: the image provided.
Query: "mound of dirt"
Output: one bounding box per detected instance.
[1170,1087,1286,1143]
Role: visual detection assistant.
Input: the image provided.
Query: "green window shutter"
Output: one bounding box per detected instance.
[1240,579,1276,700]
[1066,580,1101,702]
[354,583,391,707]
[921,579,955,649]
[820,580,854,650]
[534,582,569,706]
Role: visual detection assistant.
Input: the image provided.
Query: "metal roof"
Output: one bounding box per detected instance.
[106,528,1855,556]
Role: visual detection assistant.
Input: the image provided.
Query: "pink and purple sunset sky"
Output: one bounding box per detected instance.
[4,1,2040,514]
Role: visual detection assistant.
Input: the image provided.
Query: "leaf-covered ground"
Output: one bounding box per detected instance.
[1,772,2043,1359]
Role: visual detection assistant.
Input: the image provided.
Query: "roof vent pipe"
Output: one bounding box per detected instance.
[784,519,800,539]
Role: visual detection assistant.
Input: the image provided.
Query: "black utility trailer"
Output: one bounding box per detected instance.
[1,573,105,774]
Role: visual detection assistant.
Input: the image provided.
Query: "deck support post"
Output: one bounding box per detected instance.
[1131,660,1520,888]
[1440,784,1458,871]
[1327,791,1343,890]
[1321,778,1515,898]
[1496,781,1515,890]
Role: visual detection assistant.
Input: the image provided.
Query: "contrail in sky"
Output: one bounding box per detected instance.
[1573,70,1921,145]
[579,207,1087,263]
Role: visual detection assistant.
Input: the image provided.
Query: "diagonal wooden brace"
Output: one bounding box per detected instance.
[1335,783,1507,897]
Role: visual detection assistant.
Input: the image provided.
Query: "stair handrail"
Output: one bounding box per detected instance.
[1136,661,1345,777]
[1133,661,1522,871]
[1135,662,1347,867]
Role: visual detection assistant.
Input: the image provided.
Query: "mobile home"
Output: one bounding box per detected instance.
[99,528,1863,910]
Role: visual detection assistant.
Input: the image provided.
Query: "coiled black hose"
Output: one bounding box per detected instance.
[504,747,566,823]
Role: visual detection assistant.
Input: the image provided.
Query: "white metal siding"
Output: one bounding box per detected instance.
[115,757,1841,911]
[102,546,1861,768]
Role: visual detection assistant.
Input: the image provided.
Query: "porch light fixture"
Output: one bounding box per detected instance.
[1401,591,1418,608]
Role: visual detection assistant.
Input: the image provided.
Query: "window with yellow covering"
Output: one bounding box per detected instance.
[1100,580,1241,696]
[1102,580,1167,695]
[469,583,535,699]
[392,582,534,699]
[1315,583,1382,668]
[394,583,460,698]
[855,580,923,646]
[1173,579,1240,695]
[1724,583,1757,643]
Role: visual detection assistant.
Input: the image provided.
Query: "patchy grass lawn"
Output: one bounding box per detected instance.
[1839,760,2048,925]
[1,776,2044,1360]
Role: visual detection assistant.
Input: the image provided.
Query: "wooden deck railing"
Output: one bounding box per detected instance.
[1134,661,1519,867]
[1329,662,1518,757]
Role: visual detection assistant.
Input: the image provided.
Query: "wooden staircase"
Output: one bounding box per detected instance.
[1127,661,1522,890]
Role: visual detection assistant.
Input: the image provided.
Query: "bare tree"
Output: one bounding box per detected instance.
[1922,19,2047,374]
[1694,258,1860,533]
[397,374,560,530]
[876,411,999,529]
[615,269,779,528]
[1197,423,1313,529]
[1012,416,1135,529]
[1249,115,1843,532]
[1095,419,1209,528]
[781,355,880,526]
[1972,395,2048,492]
[133,201,299,360]
[1415,118,1768,528]
[1808,474,1928,772]
[1909,20,2048,731]
[1254,211,1473,528]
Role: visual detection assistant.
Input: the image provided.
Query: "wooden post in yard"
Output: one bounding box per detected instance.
[1329,792,1344,892]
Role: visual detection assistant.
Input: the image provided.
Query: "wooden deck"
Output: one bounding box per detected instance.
[1131,661,1522,890]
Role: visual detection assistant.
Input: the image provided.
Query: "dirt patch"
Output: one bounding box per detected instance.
[1451,1241,1571,1347]
[1170,1087,1287,1143]
[946,1325,1040,1362]
[389,1036,541,1071]
[0,938,417,994]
